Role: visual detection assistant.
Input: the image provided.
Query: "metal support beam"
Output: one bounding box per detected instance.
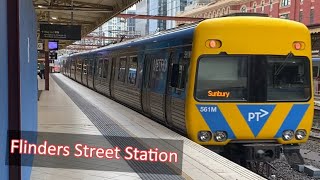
[117,13,206,21]
[34,5,113,12]
[84,36,135,40]
[7,0,21,179]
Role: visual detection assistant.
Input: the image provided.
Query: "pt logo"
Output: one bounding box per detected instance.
[238,105,275,137]
[248,109,269,122]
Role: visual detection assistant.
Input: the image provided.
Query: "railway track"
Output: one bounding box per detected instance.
[310,127,320,140]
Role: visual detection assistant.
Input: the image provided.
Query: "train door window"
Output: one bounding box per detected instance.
[150,53,168,90]
[118,57,127,82]
[128,56,138,85]
[87,59,93,77]
[95,59,103,81]
[103,59,108,79]
[98,60,101,77]
[170,48,191,93]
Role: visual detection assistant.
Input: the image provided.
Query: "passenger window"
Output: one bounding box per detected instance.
[128,56,138,85]
[76,60,82,72]
[83,60,87,75]
[118,57,127,82]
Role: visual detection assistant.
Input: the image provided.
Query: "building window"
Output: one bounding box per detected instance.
[261,1,265,12]
[213,11,215,17]
[280,0,290,7]
[223,8,225,15]
[310,9,314,24]
[253,2,257,12]
[227,7,230,14]
[299,11,303,22]
[279,13,289,19]
[240,5,247,13]
[270,0,273,11]
[217,10,220,16]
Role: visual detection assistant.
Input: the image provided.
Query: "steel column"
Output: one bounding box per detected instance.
[7,0,21,179]
[45,40,49,90]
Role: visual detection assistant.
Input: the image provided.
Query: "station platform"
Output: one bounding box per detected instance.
[31,74,265,180]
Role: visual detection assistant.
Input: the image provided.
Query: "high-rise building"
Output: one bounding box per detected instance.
[135,0,149,36]
[89,8,137,45]
[135,0,189,36]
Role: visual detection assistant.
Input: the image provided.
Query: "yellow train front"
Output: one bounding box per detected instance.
[185,15,314,162]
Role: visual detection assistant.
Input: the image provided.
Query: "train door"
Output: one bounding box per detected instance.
[110,57,117,98]
[166,46,191,133]
[141,54,152,115]
[71,59,76,79]
[103,58,111,96]
[88,59,94,89]
[82,59,88,86]
[165,51,175,127]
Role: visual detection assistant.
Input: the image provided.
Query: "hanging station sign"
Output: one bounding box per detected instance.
[39,24,82,40]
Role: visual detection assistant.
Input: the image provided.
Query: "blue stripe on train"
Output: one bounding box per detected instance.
[274,104,309,138]
[196,105,235,139]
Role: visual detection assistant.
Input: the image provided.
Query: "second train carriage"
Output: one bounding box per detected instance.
[62,14,314,163]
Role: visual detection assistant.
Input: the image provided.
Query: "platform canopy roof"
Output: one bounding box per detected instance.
[34,0,140,49]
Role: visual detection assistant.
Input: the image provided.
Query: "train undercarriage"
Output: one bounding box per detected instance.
[206,143,305,178]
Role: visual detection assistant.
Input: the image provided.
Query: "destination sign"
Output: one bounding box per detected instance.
[40,24,81,40]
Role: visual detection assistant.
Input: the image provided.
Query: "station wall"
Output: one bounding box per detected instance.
[20,0,38,179]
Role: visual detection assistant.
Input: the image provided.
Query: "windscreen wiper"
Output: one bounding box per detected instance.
[274,52,293,76]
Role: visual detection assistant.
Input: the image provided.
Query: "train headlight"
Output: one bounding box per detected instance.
[198,131,212,142]
[206,39,222,49]
[295,129,307,140]
[213,131,228,142]
[293,41,305,50]
[282,130,294,141]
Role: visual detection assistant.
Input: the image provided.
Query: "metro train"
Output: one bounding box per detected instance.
[62,13,313,164]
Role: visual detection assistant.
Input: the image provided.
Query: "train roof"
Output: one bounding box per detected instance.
[69,22,198,57]
[68,14,307,58]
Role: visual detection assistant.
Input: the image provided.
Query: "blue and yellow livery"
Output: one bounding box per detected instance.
[62,13,313,163]
[186,15,313,161]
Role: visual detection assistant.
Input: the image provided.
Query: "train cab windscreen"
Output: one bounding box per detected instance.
[195,55,311,102]
[195,56,248,101]
[266,56,310,101]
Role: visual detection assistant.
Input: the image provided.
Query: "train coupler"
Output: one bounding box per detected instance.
[283,144,305,168]
[242,144,282,162]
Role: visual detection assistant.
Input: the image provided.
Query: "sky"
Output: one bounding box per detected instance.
[128,4,136,10]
